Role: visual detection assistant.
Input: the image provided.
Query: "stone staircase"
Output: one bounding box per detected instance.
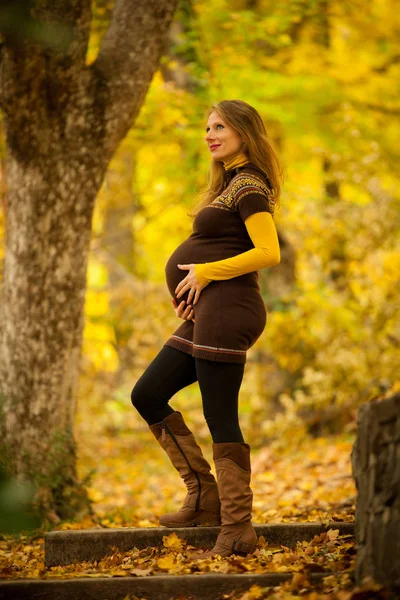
[0,521,355,600]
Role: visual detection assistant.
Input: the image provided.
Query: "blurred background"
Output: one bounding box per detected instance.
[0,0,399,526]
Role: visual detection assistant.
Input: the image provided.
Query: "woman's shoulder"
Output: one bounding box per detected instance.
[230,163,272,197]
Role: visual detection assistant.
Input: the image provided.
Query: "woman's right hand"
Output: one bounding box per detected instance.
[171,298,196,322]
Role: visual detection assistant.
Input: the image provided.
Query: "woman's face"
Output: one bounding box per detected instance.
[205,111,244,163]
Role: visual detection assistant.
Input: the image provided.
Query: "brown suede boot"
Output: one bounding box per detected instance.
[189,442,259,559]
[149,411,221,527]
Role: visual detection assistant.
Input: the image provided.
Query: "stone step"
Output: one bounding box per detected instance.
[45,521,354,567]
[0,571,353,600]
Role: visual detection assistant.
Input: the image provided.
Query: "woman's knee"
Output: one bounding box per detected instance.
[130,379,151,411]
[130,382,158,425]
[130,375,171,419]
[130,380,177,426]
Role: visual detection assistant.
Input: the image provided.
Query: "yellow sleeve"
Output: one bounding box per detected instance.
[194,211,280,285]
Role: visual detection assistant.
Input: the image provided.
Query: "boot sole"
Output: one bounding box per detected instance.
[159,518,221,528]
[160,521,221,528]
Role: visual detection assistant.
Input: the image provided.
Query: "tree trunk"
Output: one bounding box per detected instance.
[0,148,106,519]
[351,392,400,592]
[0,0,177,521]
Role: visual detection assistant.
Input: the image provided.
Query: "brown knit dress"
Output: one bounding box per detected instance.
[164,164,274,364]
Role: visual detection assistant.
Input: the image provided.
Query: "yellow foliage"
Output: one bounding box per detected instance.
[86,261,108,288]
[82,322,118,372]
[85,291,109,317]
[83,321,115,343]
[156,555,175,570]
[162,532,184,552]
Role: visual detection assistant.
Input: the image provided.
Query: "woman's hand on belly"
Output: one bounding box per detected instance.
[175,263,210,306]
[171,298,196,322]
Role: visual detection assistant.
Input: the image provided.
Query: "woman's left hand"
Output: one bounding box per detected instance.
[175,263,209,306]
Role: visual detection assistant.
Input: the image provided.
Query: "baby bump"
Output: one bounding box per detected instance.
[165,245,193,304]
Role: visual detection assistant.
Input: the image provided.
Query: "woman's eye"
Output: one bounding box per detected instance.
[206,124,224,132]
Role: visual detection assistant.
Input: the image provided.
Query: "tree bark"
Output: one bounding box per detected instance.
[351,392,400,592]
[0,0,177,520]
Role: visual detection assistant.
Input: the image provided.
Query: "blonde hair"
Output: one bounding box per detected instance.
[188,99,284,218]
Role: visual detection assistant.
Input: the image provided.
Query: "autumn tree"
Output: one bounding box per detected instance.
[0,0,178,520]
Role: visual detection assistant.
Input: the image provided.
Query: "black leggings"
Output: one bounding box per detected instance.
[131,345,246,443]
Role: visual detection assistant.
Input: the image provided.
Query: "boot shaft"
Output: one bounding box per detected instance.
[213,442,253,526]
[148,411,219,513]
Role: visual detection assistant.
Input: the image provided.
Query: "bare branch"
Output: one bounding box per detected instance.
[91,0,178,155]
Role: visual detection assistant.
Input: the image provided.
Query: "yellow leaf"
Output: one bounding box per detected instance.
[157,555,175,570]
[130,567,152,577]
[257,535,267,546]
[290,572,309,591]
[162,531,183,551]
[327,528,340,540]
[30,569,41,578]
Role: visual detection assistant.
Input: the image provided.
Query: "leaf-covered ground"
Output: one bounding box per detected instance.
[0,418,396,600]
[2,429,394,598]
[82,435,357,530]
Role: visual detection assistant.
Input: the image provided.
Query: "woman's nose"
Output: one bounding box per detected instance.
[205,131,214,142]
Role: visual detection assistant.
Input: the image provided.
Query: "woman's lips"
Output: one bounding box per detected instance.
[209,144,221,151]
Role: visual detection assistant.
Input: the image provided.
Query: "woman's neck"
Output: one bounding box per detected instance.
[222,152,249,171]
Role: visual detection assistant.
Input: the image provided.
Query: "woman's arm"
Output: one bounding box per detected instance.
[194,211,280,286]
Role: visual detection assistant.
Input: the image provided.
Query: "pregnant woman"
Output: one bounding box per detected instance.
[131,99,282,559]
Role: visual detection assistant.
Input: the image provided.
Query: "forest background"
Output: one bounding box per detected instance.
[0,0,399,530]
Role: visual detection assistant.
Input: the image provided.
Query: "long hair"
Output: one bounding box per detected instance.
[188,99,284,218]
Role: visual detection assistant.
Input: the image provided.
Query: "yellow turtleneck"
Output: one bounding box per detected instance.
[194,211,280,286]
[222,153,249,171]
